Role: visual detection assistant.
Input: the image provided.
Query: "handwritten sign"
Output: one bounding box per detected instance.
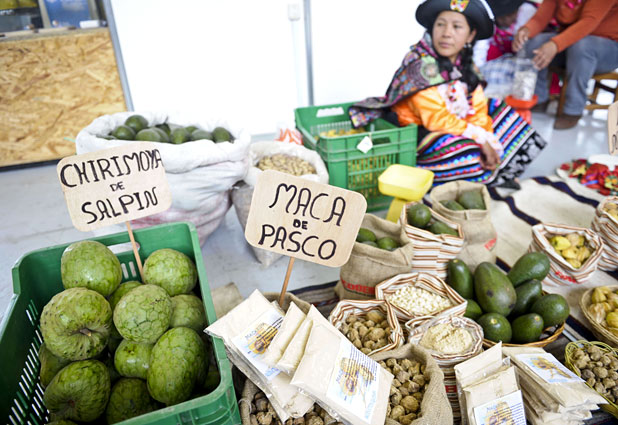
[57,142,172,231]
[245,170,367,267]
[609,101,618,156]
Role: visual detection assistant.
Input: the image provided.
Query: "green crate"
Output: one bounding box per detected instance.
[0,222,240,425]
[295,101,417,211]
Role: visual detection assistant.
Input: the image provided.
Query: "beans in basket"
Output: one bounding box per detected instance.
[377,357,428,424]
[340,311,391,355]
[248,390,343,425]
[570,344,618,403]
[257,154,316,176]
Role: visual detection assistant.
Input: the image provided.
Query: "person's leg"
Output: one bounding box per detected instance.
[563,36,618,118]
[524,32,557,104]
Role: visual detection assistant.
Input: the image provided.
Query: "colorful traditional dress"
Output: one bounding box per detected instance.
[349,33,546,186]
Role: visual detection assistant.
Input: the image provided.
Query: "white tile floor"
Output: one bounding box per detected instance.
[0,102,612,321]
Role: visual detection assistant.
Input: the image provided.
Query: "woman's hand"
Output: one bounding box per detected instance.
[512,27,529,52]
[532,40,558,70]
[480,143,500,171]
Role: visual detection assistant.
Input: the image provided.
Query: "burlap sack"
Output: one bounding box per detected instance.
[430,181,497,270]
[264,292,311,314]
[371,343,453,425]
[335,214,415,300]
[591,196,618,271]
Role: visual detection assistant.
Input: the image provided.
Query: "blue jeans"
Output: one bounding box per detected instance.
[525,33,618,115]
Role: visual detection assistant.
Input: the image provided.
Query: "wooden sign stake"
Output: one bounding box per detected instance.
[279,257,296,306]
[125,221,145,282]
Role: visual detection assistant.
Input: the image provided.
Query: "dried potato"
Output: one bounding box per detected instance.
[257,154,316,176]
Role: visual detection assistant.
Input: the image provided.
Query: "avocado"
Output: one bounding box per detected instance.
[440,200,465,211]
[531,294,570,327]
[171,128,190,145]
[429,221,459,236]
[361,241,378,248]
[507,252,550,287]
[446,259,474,299]
[510,279,543,317]
[478,313,512,343]
[356,228,377,243]
[407,204,432,229]
[212,126,233,143]
[112,125,136,141]
[124,115,148,133]
[152,127,170,143]
[377,237,399,251]
[155,123,171,136]
[474,262,516,316]
[191,129,214,141]
[464,299,483,321]
[457,190,486,210]
[135,128,163,142]
[511,313,544,343]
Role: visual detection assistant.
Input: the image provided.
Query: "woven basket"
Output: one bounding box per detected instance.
[400,201,464,279]
[328,299,404,356]
[580,286,618,348]
[528,222,603,287]
[482,321,565,349]
[564,340,618,418]
[375,272,467,323]
[591,196,618,271]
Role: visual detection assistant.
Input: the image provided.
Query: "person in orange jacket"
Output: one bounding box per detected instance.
[350,0,547,188]
[513,0,618,129]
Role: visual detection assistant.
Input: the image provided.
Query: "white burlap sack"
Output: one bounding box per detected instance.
[232,141,329,267]
[76,111,250,244]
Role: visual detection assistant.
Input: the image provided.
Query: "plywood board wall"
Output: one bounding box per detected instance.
[0,28,126,167]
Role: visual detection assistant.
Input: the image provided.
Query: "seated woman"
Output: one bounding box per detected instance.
[349,0,547,188]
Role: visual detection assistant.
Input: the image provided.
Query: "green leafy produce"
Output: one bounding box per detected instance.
[41,288,112,361]
[143,248,197,296]
[61,240,122,297]
[44,360,110,422]
[113,284,172,344]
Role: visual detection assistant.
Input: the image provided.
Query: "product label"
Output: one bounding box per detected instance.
[473,390,526,425]
[326,339,379,423]
[232,309,283,381]
[515,353,582,384]
[356,136,373,154]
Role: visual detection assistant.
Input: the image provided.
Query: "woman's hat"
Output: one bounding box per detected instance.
[488,0,525,17]
[416,0,495,40]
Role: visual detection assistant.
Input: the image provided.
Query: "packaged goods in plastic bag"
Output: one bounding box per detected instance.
[205,290,314,420]
[335,214,415,300]
[528,223,603,286]
[400,202,464,279]
[371,343,453,425]
[262,302,307,369]
[290,323,393,425]
[76,111,250,244]
[430,181,497,270]
[232,141,329,267]
[591,196,618,271]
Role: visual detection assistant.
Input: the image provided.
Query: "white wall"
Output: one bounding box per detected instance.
[109,0,426,134]
[110,0,306,135]
[311,0,425,105]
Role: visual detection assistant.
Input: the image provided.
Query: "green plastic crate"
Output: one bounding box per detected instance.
[0,222,240,425]
[295,101,417,211]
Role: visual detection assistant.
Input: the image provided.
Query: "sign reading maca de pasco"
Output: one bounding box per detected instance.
[245,170,367,267]
[57,142,172,231]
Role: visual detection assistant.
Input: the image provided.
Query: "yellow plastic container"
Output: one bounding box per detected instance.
[378,165,434,222]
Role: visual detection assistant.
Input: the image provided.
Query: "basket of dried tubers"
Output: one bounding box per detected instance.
[580,285,618,348]
[564,340,618,418]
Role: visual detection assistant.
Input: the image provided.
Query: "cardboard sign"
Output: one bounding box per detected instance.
[609,101,618,156]
[245,170,367,267]
[57,142,172,231]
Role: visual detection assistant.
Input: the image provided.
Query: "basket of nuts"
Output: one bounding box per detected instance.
[329,299,404,356]
[564,340,618,418]
[528,223,603,286]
